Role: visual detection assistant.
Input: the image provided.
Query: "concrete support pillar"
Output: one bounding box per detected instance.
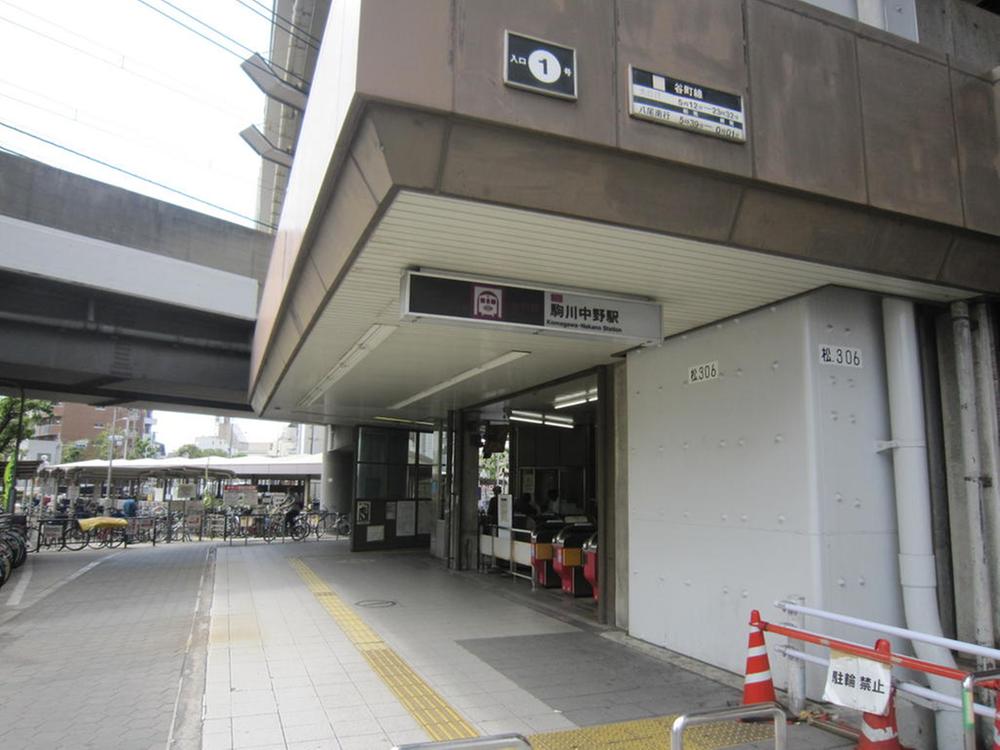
[611,361,630,631]
[456,413,481,571]
[596,366,613,625]
[321,426,356,514]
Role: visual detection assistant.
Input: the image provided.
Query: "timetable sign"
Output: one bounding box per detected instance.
[504,31,577,100]
[628,66,746,143]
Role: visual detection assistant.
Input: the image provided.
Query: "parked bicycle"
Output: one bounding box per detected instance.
[0,515,29,589]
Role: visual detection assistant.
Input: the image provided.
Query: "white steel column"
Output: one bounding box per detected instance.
[882,297,961,749]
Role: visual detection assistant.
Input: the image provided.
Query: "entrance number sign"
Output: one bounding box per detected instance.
[504,31,577,100]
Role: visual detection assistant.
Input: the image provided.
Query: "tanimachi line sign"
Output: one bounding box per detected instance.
[629,65,746,143]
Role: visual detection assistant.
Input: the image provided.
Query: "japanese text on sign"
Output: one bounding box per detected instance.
[822,650,892,715]
[688,361,719,384]
[819,345,863,368]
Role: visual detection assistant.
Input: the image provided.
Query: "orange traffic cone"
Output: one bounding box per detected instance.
[856,688,904,749]
[743,610,776,704]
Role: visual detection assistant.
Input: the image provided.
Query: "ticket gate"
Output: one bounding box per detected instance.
[552,523,596,597]
[530,520,567,588]
[582,532,598,601]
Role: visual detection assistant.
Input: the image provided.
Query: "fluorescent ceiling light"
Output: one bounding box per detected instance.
[510,410,543,420]
[509,415,543,425]
[374,416,435,427]
[299,324,397,407]
[509,410,574,429]
[389,351,530,409]
[554,386,599,409]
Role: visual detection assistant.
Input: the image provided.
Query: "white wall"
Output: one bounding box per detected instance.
[627,287,907,695]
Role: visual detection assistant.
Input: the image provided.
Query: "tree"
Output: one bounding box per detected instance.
[0,396,53,508]
[61,442,85,463]
[174,443,202,458]
[128,437,158,459]
[0,396,53,460]
[480,449,509,486]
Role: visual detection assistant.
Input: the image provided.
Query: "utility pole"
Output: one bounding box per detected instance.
[104,406,118,514]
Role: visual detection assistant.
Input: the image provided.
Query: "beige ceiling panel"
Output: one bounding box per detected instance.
[266,191,971,423]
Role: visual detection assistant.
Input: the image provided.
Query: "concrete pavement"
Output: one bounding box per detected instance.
[0,540,854,750]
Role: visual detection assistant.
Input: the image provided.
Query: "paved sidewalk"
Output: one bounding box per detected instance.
[0,539,854,750]
[0,543,212,750]
[203,542,852,750]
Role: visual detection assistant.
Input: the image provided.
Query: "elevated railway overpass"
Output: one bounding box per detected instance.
[0,152,271,413]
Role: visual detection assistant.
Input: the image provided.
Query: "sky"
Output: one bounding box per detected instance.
[0,0,289,451]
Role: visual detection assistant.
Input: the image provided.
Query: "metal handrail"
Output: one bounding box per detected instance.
[753,611,968,682]
[962,668,1000,750]
[779,645,997,720]
[671,702,786,750]
[776,599,1000,663]
[392,734,531,750]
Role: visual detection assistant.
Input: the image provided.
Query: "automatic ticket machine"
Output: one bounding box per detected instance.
[530,519,567,588]
[552,522,596,597]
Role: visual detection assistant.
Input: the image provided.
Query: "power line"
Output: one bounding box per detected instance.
[0,12,252,121]
[244,0,322,47]
[234,0,319,52]
[134,0,308,87]
[0,86,269,192]
[0,119,275,231]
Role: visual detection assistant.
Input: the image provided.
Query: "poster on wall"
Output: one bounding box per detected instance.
[498,494,513,529]
[366,525,385,542]
[396,501,416,536]
[357,500,371,525]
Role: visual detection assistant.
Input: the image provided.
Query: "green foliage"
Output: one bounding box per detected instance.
[480,450,509,485]
[61,442,85,463]
[128,436,158,459]
[172,444,229,458]
[0,396,53,459]
[174,443,202,458]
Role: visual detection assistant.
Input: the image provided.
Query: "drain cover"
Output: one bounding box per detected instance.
[355,599,397,608]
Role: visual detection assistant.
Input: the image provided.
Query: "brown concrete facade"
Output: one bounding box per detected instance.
[251,0,1000,407]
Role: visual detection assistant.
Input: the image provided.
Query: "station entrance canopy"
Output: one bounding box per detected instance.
[41,454,322,482]
[249,2,998,425]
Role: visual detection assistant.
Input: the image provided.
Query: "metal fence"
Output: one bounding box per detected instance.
[29,510,349,550]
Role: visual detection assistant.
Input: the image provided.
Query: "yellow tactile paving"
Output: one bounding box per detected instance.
[288,558,479,742]
[289,558,775,750]
[529,715,774,750]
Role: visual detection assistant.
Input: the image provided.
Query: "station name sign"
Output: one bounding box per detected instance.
[400,271,661,345]
[628,66,746,143]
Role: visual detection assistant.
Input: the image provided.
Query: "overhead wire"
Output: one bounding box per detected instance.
[134,0,309,88]
[243,0,321,47]
[0,119,275,231]
[0,11,252,121]
[0,85,269,193]
[233,0,319,52]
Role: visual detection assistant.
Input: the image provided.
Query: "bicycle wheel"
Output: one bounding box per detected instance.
[63,525,88,551]
[107,529,126,549]
[262,520,276,543]
[335,518,351,537]
[87,528,107,549]
[0,530,27,567]
[313,515,325,540]
[0,545,11,587]
[290,519,309,542]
